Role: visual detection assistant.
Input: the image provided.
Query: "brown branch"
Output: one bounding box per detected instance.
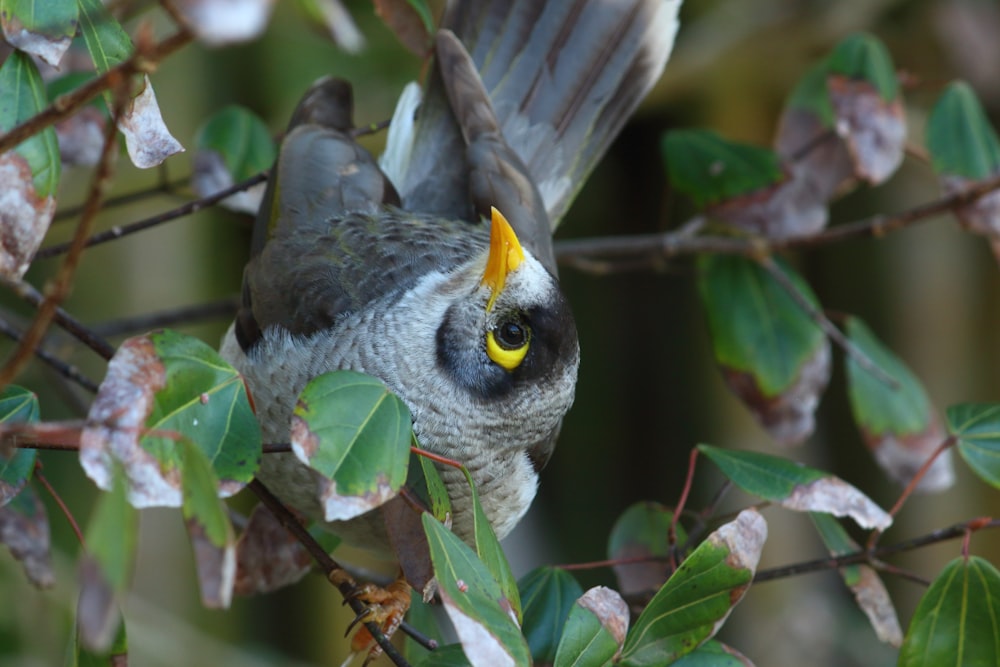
[0,29,193,155]
[1,278,116,360]
[0,75,131,390]
[0,316,100,393]
[755,517,1000,584]
[89,296,239,338]
[36,171,268,260]
[246,479,412,667]
[554,171,1000,267]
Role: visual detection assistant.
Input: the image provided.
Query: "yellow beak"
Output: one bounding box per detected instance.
[482,207,525,312]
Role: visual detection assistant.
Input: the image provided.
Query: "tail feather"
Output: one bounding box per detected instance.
[382,0,682,229]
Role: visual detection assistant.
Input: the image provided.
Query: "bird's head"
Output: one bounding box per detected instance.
[428,208,579,449]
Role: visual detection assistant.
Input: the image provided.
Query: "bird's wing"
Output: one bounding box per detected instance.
[236,80,486,349]
[381,0,682,230]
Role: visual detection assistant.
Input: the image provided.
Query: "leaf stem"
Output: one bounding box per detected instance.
[34,461,86,548]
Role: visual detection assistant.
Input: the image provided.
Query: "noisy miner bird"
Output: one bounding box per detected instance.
[220,0,681,624]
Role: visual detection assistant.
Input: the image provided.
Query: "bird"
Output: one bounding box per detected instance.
[220,0,681,632]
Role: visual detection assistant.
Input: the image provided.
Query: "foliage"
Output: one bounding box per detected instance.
[0,3,999,667]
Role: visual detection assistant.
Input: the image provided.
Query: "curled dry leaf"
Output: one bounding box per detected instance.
[234,503,313,595]
[0,153,56,280]
[722,339,831,446]
[828,76,906,186]
[192,149,266,214]
[0,487,55,589]
[80,336,178,506]
[941,175,1000,237]
[781,477,892,531]
[118,76,184,169]
[172,0,277,46]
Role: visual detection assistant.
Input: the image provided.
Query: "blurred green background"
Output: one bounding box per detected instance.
[3,0,1000,665]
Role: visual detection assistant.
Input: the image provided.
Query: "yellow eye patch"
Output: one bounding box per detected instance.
[486,322,530,371]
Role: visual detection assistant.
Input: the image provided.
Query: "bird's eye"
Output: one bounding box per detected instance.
[486,320,531,371]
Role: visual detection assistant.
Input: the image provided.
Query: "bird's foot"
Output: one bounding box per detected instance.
[334,572,411,664]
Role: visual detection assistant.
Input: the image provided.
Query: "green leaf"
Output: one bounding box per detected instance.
[0,51,61,196]
[785,61,836,126]
[145,330,261,486]
[0,385,39,505]
[947,403,1000,489]
[607,502,683,597]
[77,0,132,74]
[698,255,824,397]
[845,317,932,437]
[77,470,136,651]
[407,447,452,522]
[619,510,767,666]
[179,439,236,608]
[666,640,753,666]
[291,370,411,520]
[663,129,784,208]
[0,0,78,66]
[422,513,532,667]
[926,82,1000,181]
[411,644,472,667]
[519,567,584,663]
[458,465,521,622]
[827,33,899,101]
[898,556,1000,666]
[554,586,629,667]
[195,106,276,181]
[698,445,890,530]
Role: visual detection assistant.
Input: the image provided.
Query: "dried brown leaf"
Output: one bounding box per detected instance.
[191,149,265,214]
[77,556,119,651]
[781,478,891,531]
[828,76,906,185]
[234,504,313,595]
[577,586,630,647]
[187,518,236,608]
[775,108,856,202]
[80,337,181,507]
[849,565,903,646]
[374,0,432,56]
[711,171,829,240]
[0,487,54,588]
[119,76,184,169]
[1,14,73,67]
[56,107,107,167]
[721,340,831,446]
[942,175,1000,237]
[0,153,56,279]
[383,494,434,596]
[862,417,955,492]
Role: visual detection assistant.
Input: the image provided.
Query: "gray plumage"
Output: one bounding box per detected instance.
[222,0,681,553]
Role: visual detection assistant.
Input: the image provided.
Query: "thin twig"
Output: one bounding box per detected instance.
[34,462,86,547]
[246,479,412,667]
[554,170,1000,266]
[0,74,131,390]
[36,171,268,260]
[759,256,898,389]
[1,278,116,360]
[54,176,191,222]
[0,316,100,392]
[90,296,239,337]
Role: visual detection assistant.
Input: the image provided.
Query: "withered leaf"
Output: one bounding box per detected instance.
[0,485,54,588]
